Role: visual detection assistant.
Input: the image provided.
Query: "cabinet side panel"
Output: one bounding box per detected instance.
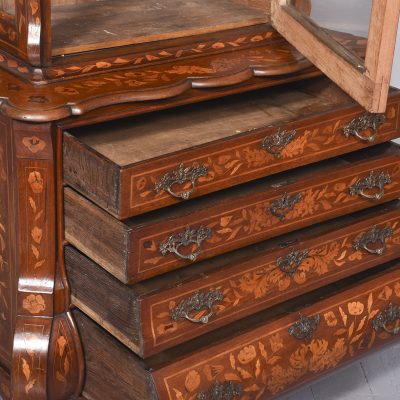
[0,117,13,368]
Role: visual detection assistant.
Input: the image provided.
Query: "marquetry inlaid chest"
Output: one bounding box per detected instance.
[0,1,399,400]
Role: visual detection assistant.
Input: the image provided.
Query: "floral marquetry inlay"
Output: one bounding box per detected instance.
[26,170,46,272]
[151,218,400,345]
[141,161,400,271]
[160,278,400,400]
[22,136,47,154]
[48,30,278,79]
[17,323,47,396]
[22,294,46,315]
[130,104,399,212]
[54,320,72,384]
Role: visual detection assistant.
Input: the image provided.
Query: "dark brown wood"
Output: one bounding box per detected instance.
[0,116,84,400]
[65,143,400,283]
[64,80,400,219]
[75,260,400,400]
[0,30,367,124]
[0,364,11,400]
[0,4,397,399]
[0,114,13,369]
[66,201,400,357]
[0,39,317,122]
[11,121,56,400]
[47,312,85,400]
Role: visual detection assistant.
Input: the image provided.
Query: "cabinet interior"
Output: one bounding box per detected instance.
[51,0,270,55]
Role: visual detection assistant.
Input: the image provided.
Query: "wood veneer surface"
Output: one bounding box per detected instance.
[51,0,269,55]
[75,260,400,400]
[70,81,352,166]
[66,201,400,357]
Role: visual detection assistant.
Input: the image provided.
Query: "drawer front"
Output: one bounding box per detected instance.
[152,265,400,400]
[124,100,400,218]
[64,94,400,220]
[137,156,400,281]
[143,208,400,356]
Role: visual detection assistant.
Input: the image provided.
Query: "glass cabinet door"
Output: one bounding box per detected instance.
[271,0,400,113]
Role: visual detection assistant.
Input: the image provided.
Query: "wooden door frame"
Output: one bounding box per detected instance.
[271,0,400,113]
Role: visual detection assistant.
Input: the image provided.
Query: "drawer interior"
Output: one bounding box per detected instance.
[65,77,354,167]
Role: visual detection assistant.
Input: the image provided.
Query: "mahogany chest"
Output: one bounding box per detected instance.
[60,81,400,399]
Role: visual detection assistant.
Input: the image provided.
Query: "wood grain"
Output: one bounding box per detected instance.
[67,201,400,358]
[51,0,269,55]
[64,143,400,284]
[0,115,13,369]
[63,80,400,218]
[75,260,400,400]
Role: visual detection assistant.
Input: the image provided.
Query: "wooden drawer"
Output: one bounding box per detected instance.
[67,201,400,358]
[63,78,400,219]
[76,260,400,400]
[65,143,400,284]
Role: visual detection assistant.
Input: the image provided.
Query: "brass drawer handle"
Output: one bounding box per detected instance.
[170,290,224,324]
[269,192,302,221]
[288,314,320,341]
[197,380,243,400]
[262,129,297,159]
[349,171,392,201]
[343,113,386,143]
[154,163,208,200]
[353,225,393,255]
[277,249,310,277]
[373,303,400,335]
[159,225,212,261]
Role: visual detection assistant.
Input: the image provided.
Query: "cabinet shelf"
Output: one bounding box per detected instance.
[51,0,269,56]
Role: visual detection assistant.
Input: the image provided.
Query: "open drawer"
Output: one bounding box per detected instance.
[63,79,400,219]
[67,201,400,358]
[65,143,400,283]
[76,259,400,400]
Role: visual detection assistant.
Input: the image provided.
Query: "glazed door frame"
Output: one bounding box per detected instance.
[271,0,400,113]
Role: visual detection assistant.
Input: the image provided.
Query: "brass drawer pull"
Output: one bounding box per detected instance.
[277,249,310,277]
[262,129,297,159]
[343,113,386,143]
[197,380,243,400]
[159,225,212,261]
[171,290,224,324]
[288,314,320,341]
[154,163,208,200]
[269,192,302,221]
[353,225,393,255]
[349,171,392,201]
[373,303,400,335]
